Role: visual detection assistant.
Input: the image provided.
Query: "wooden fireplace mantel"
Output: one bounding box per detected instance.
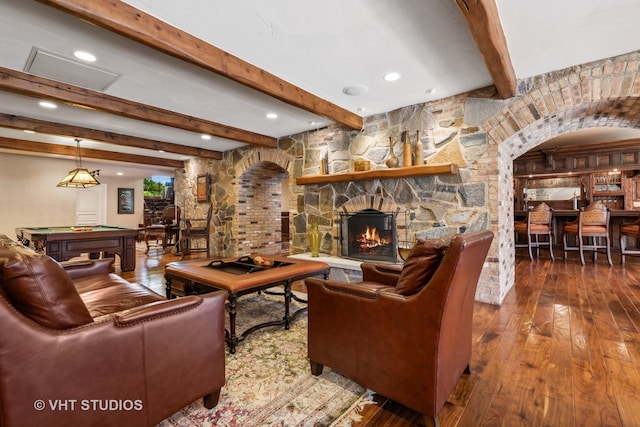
[295,163,459,185]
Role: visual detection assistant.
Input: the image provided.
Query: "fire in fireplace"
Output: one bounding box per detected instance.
[339,208,397,263]
[356,225,391,249]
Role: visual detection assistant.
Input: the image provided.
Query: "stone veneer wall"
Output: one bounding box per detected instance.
[291,119,491,243]
[287,91,497,300]
[175,50,640,305]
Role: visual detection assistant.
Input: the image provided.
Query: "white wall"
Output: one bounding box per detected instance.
[0,152,145,239]
[103,175,145,227]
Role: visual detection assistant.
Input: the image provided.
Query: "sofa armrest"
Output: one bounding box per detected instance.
[361,263,402,286]
[0,289,228,427]
[306,277,395,299]
[115,295,204,326]
[62,258,115,279]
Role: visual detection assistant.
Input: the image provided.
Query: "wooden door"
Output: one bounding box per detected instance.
[76,184,106,225]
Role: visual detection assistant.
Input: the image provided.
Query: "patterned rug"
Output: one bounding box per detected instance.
[157,291,372,427]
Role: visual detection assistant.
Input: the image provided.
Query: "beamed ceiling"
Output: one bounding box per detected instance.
[0,0,639,178]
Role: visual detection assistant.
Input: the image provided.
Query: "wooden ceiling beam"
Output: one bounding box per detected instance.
[455,0,517,99]
[36,0,363,131]
[0,136,184,168]
[0,113,222,160]
[0,67,276,148]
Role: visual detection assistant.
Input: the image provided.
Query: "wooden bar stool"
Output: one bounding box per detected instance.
[562,201,612,266]
[514,202,555,260]
[620,216,640,264]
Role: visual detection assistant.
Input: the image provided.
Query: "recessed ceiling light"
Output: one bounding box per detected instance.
[201,134,211,140]
[266,113,278,119]
[308,121,318,126]
[38,101,57,109]
[383,72,401,82]
[116,172,123,176]
[425,88,437,95]
[23,130,36,134]
[158,150,165,153]
[357,107,367,112]
[342,85,368,96]
[73,50,97,62]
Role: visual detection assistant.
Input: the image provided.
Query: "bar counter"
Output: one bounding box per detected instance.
[515,209,640,250]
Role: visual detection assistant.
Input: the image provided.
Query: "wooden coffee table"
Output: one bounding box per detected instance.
[165,255,329,353]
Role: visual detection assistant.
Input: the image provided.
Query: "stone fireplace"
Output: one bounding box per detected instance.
[338,208,398,263]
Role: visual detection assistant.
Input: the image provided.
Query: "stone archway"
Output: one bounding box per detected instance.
[233,147,296,178]
[338,194,401,214]
[484,51,640,303]
[231,148,296,256]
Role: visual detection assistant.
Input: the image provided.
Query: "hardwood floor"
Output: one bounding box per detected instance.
[120,245,640,426]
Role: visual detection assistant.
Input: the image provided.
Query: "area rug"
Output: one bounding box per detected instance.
[157,291,369,427]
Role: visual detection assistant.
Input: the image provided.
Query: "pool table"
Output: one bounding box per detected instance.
[15,225,138,271]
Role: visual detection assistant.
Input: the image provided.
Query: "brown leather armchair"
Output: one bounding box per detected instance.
[305,230,493,426]
[0,235,226,427]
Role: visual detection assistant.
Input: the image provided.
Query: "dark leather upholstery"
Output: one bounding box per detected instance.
[0,235,226,427]
[1,249,93,329]
[395,236,452,295]
[305,230,493,425]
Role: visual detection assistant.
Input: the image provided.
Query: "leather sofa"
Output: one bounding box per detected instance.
[305,230,494,426]
[0,235,226,427]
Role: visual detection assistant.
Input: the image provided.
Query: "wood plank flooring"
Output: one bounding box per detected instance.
[119,245,640,426]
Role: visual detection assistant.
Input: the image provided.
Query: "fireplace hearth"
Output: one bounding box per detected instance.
[338,209,397,263]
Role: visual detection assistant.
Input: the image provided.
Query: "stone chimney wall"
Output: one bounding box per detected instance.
[287,89,497,301]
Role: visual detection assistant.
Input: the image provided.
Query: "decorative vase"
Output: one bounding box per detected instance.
[385,137,399,168]
[402,131,412,167]
[308,223,321,257]
[414,130,424,165]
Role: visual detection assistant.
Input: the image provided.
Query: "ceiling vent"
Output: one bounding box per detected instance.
[24,47,119,91]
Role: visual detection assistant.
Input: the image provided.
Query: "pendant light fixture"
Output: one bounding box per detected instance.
[57,138,100,188]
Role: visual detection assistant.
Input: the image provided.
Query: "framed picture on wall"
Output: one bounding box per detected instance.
[197,174,210,202]
[118,188,135,214]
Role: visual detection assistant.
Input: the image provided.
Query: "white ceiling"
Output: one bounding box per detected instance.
[0,0,639,178]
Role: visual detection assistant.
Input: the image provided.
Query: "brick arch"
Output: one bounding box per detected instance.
[483,51,640,303]
[338,194,401,213]
[229,148,296,257]
[234,147,295,177]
